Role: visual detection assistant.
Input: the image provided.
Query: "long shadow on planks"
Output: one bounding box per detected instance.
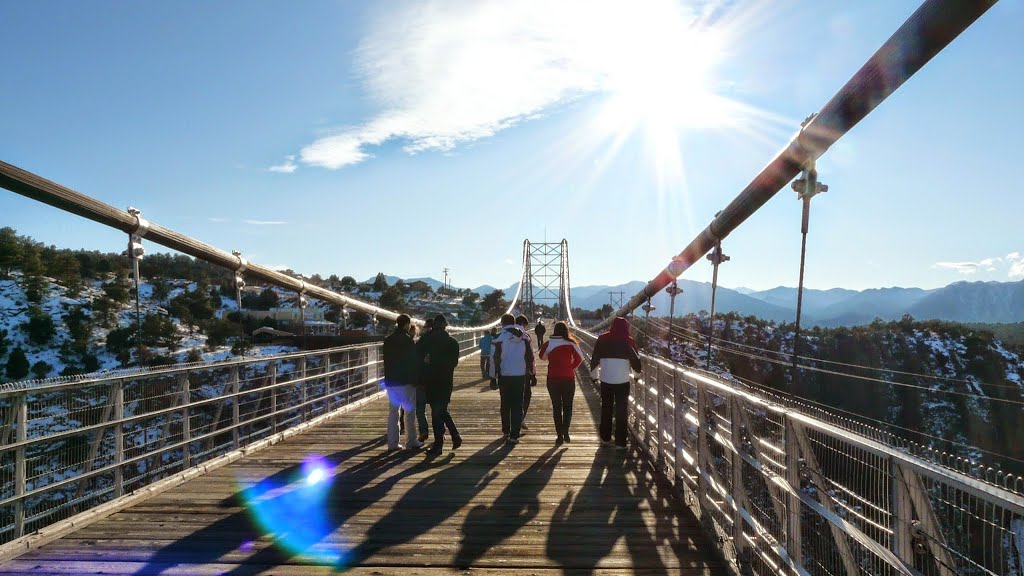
[454,447,565,569]
[340,438,513,568]
[134,437,430,575]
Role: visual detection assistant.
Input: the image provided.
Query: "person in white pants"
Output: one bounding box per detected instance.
[382,314,424,450]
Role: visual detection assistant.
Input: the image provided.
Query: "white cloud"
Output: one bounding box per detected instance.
[298,0,717,169]
[207,217,230,223]
[268,155,298,173]
[934,261,985,274]
[1009,252,1024,279]
[244,220,288,226]
[933,255,1024,277]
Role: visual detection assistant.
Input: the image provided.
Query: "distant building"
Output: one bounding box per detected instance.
[239,307,325,330]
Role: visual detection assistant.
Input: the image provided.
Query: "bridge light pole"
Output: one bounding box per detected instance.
[126,207,148,364]
[705,235,729,371]
[297,277,309,350]
[232,251,248,353]
[665,280,684,354]
[790,146,828,392]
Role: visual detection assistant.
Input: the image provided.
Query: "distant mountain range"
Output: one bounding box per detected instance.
[372,274,1024,326]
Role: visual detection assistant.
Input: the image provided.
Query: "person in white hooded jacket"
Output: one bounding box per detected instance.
[492,313,535,443]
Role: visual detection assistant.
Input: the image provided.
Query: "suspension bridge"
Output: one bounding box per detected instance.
[2,1,1022,574]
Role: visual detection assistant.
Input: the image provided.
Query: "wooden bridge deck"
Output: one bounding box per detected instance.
[3,358,727,575]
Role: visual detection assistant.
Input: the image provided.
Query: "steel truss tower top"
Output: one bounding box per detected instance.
[522,239,570,321]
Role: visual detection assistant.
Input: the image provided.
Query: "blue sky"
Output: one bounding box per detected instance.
[2,1,1022,292]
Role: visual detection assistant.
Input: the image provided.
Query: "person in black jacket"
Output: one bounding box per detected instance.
[417,314,462,455]
[534,319,547,347]
[589,317,641,449]
[382,314,424,450]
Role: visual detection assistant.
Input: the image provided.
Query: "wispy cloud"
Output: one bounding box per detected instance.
[932,254,1024,278]
[244,219,289,226]
[933,258,999,275]
[297,0,721,169]
[208,217,230,223]
[268,155,298,173]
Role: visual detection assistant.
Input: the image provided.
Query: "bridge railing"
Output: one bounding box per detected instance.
[0,333,485,548]
[575,331,1024,576]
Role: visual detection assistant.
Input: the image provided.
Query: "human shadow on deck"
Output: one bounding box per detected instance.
[454,447,565,569]
[540,372,716,575]
[341,438,512,569]
[133,437,433,576]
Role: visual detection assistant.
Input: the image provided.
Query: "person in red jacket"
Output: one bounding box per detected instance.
[589,317,641,449]
[539,321,584,444]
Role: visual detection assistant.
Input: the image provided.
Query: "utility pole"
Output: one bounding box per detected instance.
[608,291,625,311]
[443,267,451,292]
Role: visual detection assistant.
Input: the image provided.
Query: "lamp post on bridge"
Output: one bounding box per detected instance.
[705,238,729,371]
[126,207,148,364]
[665,281,684,355]
[790,148,828,392]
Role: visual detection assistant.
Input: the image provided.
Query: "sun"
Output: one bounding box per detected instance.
[600,19,731,133]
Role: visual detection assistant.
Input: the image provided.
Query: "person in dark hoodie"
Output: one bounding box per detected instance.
[382,314,423,450]
[493,313,534,443]
[539,321,584,444]
[534,319,547,347]
[589,316,641,449]
[413,317,434,443]
[417,314,462,455]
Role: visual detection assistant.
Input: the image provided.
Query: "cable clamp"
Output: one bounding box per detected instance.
[127,207,150,238]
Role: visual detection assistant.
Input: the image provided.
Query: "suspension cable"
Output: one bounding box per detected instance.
[647,315,1024,394]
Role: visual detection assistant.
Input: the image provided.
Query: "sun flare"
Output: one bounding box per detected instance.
[601,20,730,133]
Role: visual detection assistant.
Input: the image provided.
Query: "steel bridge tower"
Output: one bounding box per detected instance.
[522,239,570,321]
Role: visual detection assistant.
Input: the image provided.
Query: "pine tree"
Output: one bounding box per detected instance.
[5,347,29,380]
[0,227,22,277]
[30,360,52,380]
[22,305,56,346]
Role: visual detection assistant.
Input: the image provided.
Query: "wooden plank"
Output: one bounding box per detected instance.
[3,362,726,575]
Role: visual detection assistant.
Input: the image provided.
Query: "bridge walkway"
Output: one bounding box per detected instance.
[4,358,727,575]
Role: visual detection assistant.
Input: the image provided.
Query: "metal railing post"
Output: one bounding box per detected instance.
[784,416,803,566]
[654,365,663,464]
[297,356,308,422]
[268,363,278,433]
[892,457,914,565]
[113,381,124,497]
[730,396,746,565]
[367,347,379,398]
[672,369,683,486]
[695,380,711,516]
[14,394,27,538]
[180,373,191,469]
[321,352,331,412]
[230,367,240,449]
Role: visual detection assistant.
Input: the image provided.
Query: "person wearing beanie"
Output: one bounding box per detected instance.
[589,316,641,449]
[416,314,462,454]
[382,314,423,450]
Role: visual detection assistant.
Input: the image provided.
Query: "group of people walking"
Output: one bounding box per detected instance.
[381,313,462,455]
[381,312,642,455]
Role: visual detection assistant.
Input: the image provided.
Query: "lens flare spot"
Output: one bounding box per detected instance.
[238,454,342,566]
